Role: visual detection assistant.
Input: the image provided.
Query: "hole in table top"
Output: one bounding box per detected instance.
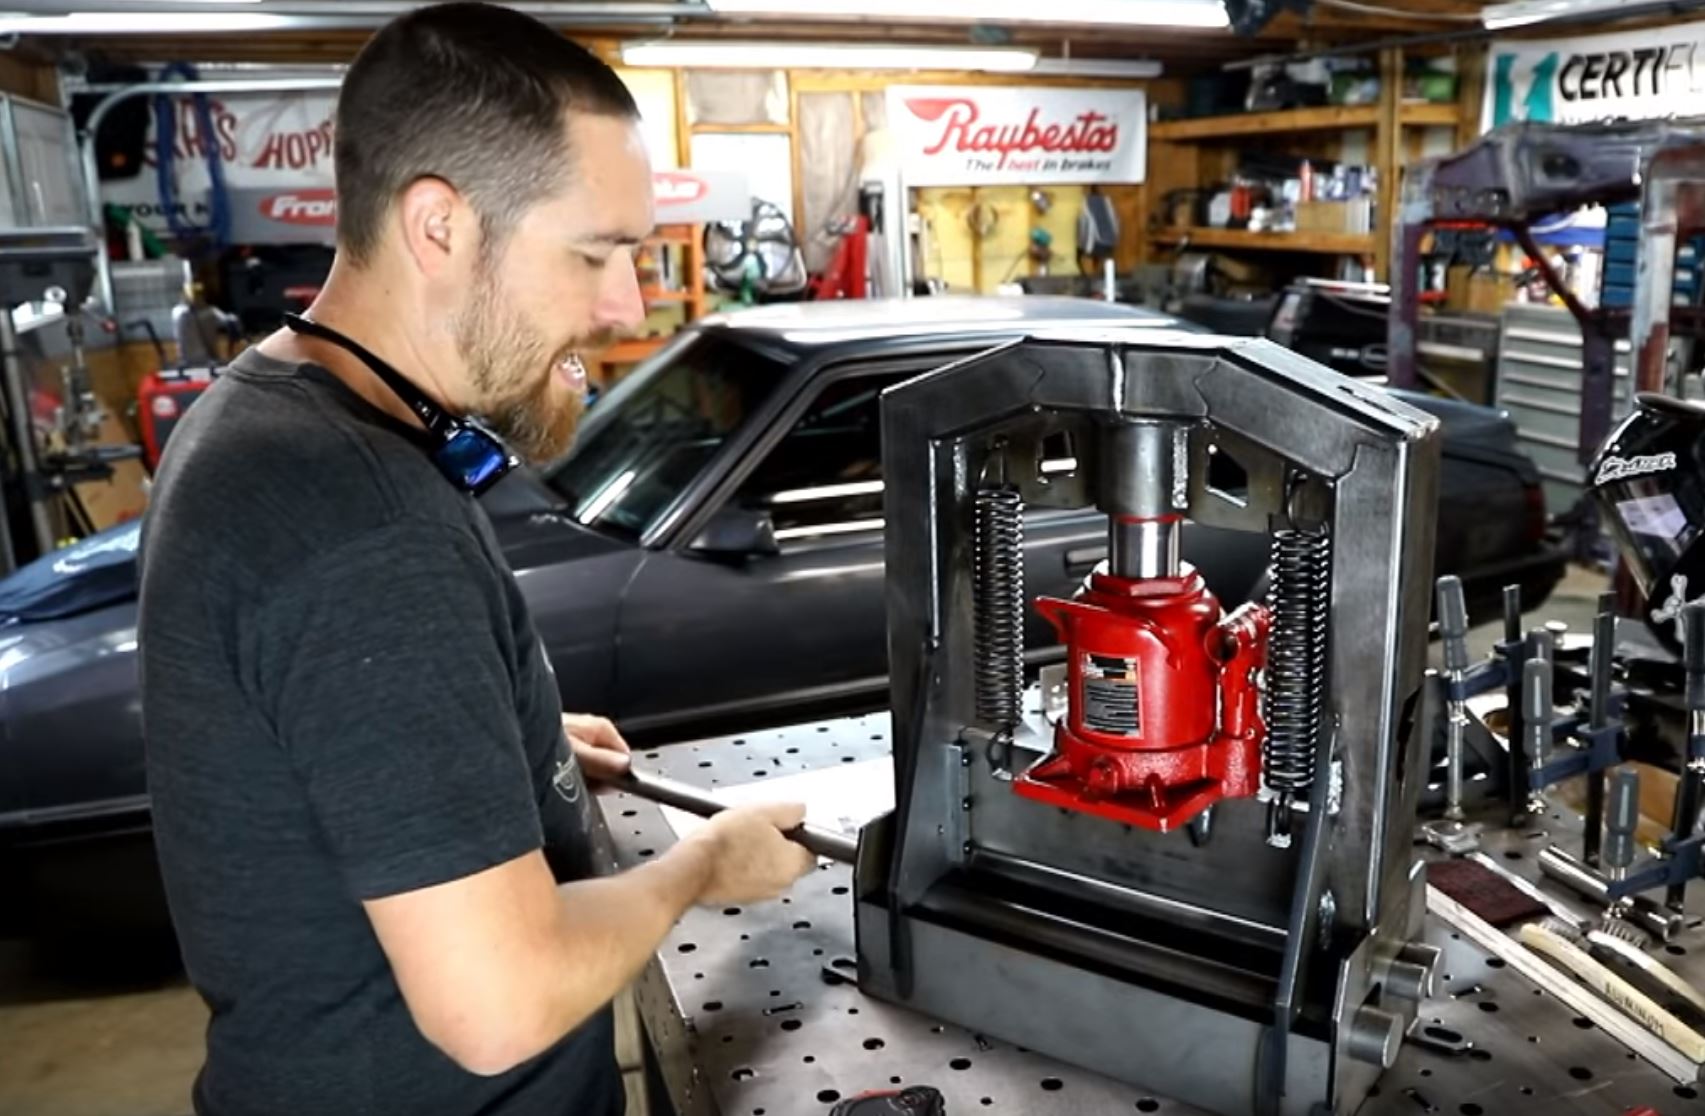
[1468,1049,1492,1062]
[644,752,659,760]
[831,957,858,972]
[722,1035,734,1044]
[1568,1066,1592,1081]
[699,761,712,768]
[890,1076,901,1085]
[832,886,850,895]
[753,770,768,778]
[1677,1086,1700,1100]
[786,747,799,754]
[864,1038,885,1050]
[1423,1026,1462,1043]
[1419,1069,1432,1077]
[818,1090,839,1104]
[750,958,769,968]
[931,1025,945,1034]
[1485,958,1506,969]
[951,1058,973,1071]
[804,1055,816,1064]
[731,1067,755,1081]
[741,934,751,942]
[843,756,856,763]
[981,1100,993,1108]
[1040,1078,1064,1092]
[677,943,696,954]
[724,907,742,916]
[1137,1102,1160,1113]
[1519,1087,1533,1096]
[1460,1105,1483,1115]
[753,1109,764,1115]
[621,809,637,817]
[734,739,747,746]
[1669,944,1690,956]
[1527,1035,1539,1043]
[848,1008,859,1015]
[1477,1001,1499,1013]
[1503,850,1523,860]
[793,920,812,930]
[639,849,655,858]
[780,1019,802,1032]
[694,972,704,979]
[771,990,782,997]
[702,1001,723,1012]
[1572,1017,1594,1029]
[813,948,825,956]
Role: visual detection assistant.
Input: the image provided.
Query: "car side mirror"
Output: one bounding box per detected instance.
[690,505,780,558]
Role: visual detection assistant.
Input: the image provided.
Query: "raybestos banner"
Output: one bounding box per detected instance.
[886,85,1146,186]
[1484,21,1705,130]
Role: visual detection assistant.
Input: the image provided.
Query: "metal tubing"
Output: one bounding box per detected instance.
[0,308,52,558]
[1437,576,1469,822]
[1678,601,1705,907]
[1504,585,1527,821]
[614,768,857,864]
[967,846,1286,951]
[1110,517,1180,580]
[1537,845,1685,941]
[1586,607,1618,865]
[1098,420,1178,521]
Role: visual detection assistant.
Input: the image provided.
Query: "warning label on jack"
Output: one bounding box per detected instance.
[1081,653,1140,736]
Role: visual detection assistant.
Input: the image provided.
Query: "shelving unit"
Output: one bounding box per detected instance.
[1149,227,1376,254]
[1146,50,1469,280]
[589,223,707,386]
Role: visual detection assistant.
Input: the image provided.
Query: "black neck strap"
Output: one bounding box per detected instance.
[283,313,455,437]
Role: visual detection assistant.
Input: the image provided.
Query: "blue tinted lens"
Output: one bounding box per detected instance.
[435,427,510,493]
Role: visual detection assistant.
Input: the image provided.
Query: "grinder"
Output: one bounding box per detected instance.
[1017,421,1272,832]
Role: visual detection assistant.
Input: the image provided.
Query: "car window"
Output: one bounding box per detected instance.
[548,333,791,540]
[735,372,907,544]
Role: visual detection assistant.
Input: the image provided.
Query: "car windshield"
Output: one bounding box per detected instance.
[547,332,791,540]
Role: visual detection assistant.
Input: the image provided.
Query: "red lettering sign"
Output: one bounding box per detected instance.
[654,171,709,206]
[904,96,1120,170]
[262,189,337,226]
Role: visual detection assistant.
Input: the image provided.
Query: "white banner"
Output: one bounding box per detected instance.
[887,85,1146,186]
[100,91,338,235]
[1484,22,1705,130]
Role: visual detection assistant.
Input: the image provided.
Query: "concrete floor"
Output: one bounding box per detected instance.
[0,564,1615,1116]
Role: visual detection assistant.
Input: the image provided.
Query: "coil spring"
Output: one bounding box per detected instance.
[1263,528,1331,794]
[974,487,1026,728]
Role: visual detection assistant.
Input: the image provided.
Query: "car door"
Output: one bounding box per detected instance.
[613,362,904,736]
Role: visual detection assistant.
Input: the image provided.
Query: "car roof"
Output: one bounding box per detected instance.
[692,296,1188,352]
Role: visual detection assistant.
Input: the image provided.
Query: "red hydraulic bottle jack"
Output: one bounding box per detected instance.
[1014,422,1272,833]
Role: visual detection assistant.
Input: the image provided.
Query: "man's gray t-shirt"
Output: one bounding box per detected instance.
[138,348,620,1116]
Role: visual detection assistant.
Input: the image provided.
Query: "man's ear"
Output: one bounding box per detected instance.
[396,177,473,278]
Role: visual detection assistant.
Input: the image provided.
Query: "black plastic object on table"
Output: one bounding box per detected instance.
[1591,393,1705,654]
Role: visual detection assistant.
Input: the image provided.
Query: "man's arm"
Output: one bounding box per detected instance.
[365,800,813,1076]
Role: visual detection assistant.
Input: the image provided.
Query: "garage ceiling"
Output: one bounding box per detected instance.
[0,0,1505,70]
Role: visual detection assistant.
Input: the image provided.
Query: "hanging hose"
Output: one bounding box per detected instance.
[973,486,1025,730]
[1263,528,1332,800]
[154,62,231,249]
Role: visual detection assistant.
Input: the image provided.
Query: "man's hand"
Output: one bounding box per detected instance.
[682,802,817,906]
[562,713,630,782]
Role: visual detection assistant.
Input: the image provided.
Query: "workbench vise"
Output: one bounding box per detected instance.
[854,333,1445,1116]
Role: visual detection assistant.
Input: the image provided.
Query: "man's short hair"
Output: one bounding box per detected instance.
[334,2,640,263]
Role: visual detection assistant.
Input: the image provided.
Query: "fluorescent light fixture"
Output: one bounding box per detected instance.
[577,469,638,525]
[621,40,1038,72]
[1033,57,1163,79]
[0,12,295,33]
[706,0,1228,28]
[1480,0,1645,29]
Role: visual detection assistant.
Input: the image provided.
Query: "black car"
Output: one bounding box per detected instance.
[0,297,1563,916]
